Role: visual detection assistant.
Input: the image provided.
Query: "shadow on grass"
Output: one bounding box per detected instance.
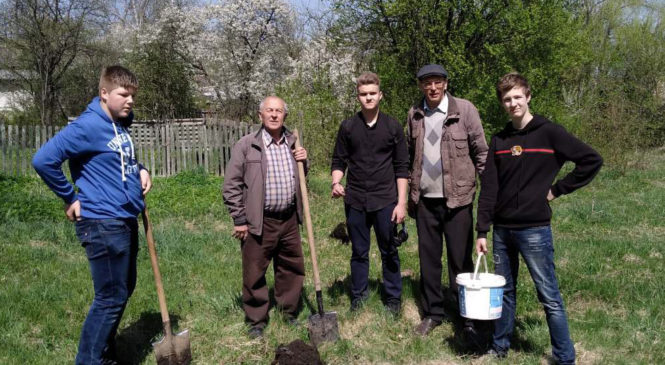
[324,272,423,310]
[115,311,185,364]
[443,304,542,357]
[325,275,387,307]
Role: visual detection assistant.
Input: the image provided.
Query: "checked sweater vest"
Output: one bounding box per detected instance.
[420,108,446,198]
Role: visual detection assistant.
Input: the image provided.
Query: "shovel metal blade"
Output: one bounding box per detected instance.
[153,329,192,365]
[307,312,339,346]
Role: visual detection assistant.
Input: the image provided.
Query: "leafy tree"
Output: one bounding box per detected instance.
[0,0,105,125]
[127,29,198,119]
[330,0,586,133]
[566,0,665,170]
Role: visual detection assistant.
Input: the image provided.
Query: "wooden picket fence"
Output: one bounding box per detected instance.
[0,120,254,177]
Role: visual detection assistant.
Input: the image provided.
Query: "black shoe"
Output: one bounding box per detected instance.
[462,325,484,349]
[286,317,300,327]
[414,318,442,336]
[350,298,366,312]
[486,348,507,359]
[248,325,264,339]
[385,300,401,317]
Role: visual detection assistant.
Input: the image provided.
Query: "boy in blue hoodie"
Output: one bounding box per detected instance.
[33,65,151,364]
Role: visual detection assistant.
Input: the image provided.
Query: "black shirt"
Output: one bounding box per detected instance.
[475,115,603,237]
[331,111,409,212]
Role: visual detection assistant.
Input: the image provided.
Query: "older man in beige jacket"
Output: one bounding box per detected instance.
[223,96,308,339]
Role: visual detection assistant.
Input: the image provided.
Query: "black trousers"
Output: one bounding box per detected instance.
[416,197,474,322]
[346,203,402,303]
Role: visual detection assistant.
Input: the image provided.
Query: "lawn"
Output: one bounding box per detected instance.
[0,149,664,364]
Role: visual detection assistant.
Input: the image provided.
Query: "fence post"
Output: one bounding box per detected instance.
[0,123,5,174]
[8,124,14,176]
[20,125,26,175]
[164,123,170,176]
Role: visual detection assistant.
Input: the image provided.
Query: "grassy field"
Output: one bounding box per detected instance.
[1,149,664,364]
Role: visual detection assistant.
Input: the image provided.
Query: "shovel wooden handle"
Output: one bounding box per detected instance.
[293,129,322,293]
[142,205,173,337]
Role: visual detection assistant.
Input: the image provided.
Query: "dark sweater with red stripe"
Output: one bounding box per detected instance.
[476,115,602,238]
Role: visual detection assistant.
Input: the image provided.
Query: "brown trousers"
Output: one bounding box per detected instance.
[241,213,305,326]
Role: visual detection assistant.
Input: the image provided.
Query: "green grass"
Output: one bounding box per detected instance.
[1,151,664,364]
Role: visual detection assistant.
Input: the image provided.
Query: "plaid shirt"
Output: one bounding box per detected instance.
[262,129,296,212]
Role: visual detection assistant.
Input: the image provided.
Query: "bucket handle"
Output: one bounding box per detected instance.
[472,253,489,281]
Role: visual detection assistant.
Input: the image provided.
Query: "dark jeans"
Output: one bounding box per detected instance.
[492,225,575,364]
[74,218,138,365]
[242,213,305,327]
[346,203,402,303]
[416,198,474,322]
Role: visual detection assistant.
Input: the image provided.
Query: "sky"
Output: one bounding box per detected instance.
[289,0,330,14]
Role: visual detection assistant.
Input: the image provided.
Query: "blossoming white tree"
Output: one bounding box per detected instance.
[143,0,296,119]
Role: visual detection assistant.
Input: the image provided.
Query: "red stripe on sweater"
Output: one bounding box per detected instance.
[495,149,555,155]
[523,148,554,153]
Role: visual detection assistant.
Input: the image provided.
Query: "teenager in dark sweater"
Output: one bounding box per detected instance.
[476,73,602,364]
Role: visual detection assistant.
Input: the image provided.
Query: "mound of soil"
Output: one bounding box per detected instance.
[271,339,323,365]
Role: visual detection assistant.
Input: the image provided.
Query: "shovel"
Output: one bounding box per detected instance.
[293,129,340,346]
[141,206,192,365]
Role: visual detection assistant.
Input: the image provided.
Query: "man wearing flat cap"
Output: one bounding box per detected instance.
[407,64,488,339]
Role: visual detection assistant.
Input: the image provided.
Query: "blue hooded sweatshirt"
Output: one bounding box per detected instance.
[32,97,145,219]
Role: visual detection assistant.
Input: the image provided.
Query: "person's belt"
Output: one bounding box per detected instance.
[263,206,296,220]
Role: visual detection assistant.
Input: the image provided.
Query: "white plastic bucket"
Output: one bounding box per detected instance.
[455,253,506,320]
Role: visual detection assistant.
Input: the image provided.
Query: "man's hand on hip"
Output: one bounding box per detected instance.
[547,189,556,202]
[64,200,81,222]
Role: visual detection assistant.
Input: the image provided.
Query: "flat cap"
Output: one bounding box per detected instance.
[417,64,448,80]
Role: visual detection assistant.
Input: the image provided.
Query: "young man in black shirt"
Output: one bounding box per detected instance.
[331,72,409,314]
[476,73,602,363]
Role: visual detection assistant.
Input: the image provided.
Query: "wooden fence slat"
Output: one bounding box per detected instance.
[149,125,155,177]
[165,123,171,176]
[20,125,26,175]
[169,123,173,176]
[173,124,179,175]
[16,125,21,175]
[180,127,189,170]
[220,124,225,176]
[213,123,220,176]
[8,124,15,176]
[33,125,40,175]
[220,123,226,176]
[181,134,186,172]
[0,123,5,173]
[16,124,21,176]
[202,124,208,174]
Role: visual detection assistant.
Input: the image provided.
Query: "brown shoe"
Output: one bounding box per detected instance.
[414,318,442,336]
[248,325,264,339]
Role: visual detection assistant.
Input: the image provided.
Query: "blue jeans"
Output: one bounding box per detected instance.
[346,204,402,302]
[492,226,575,364]
[74,218,138,365]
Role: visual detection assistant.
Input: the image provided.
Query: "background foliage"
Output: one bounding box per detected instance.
[0,0,663,168]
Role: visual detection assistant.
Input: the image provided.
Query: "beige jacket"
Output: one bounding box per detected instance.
[407,93,488,214]
[222,127,307,236]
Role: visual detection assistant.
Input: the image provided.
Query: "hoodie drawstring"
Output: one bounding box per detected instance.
[112,122,136,182]
[111,122,126,182]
